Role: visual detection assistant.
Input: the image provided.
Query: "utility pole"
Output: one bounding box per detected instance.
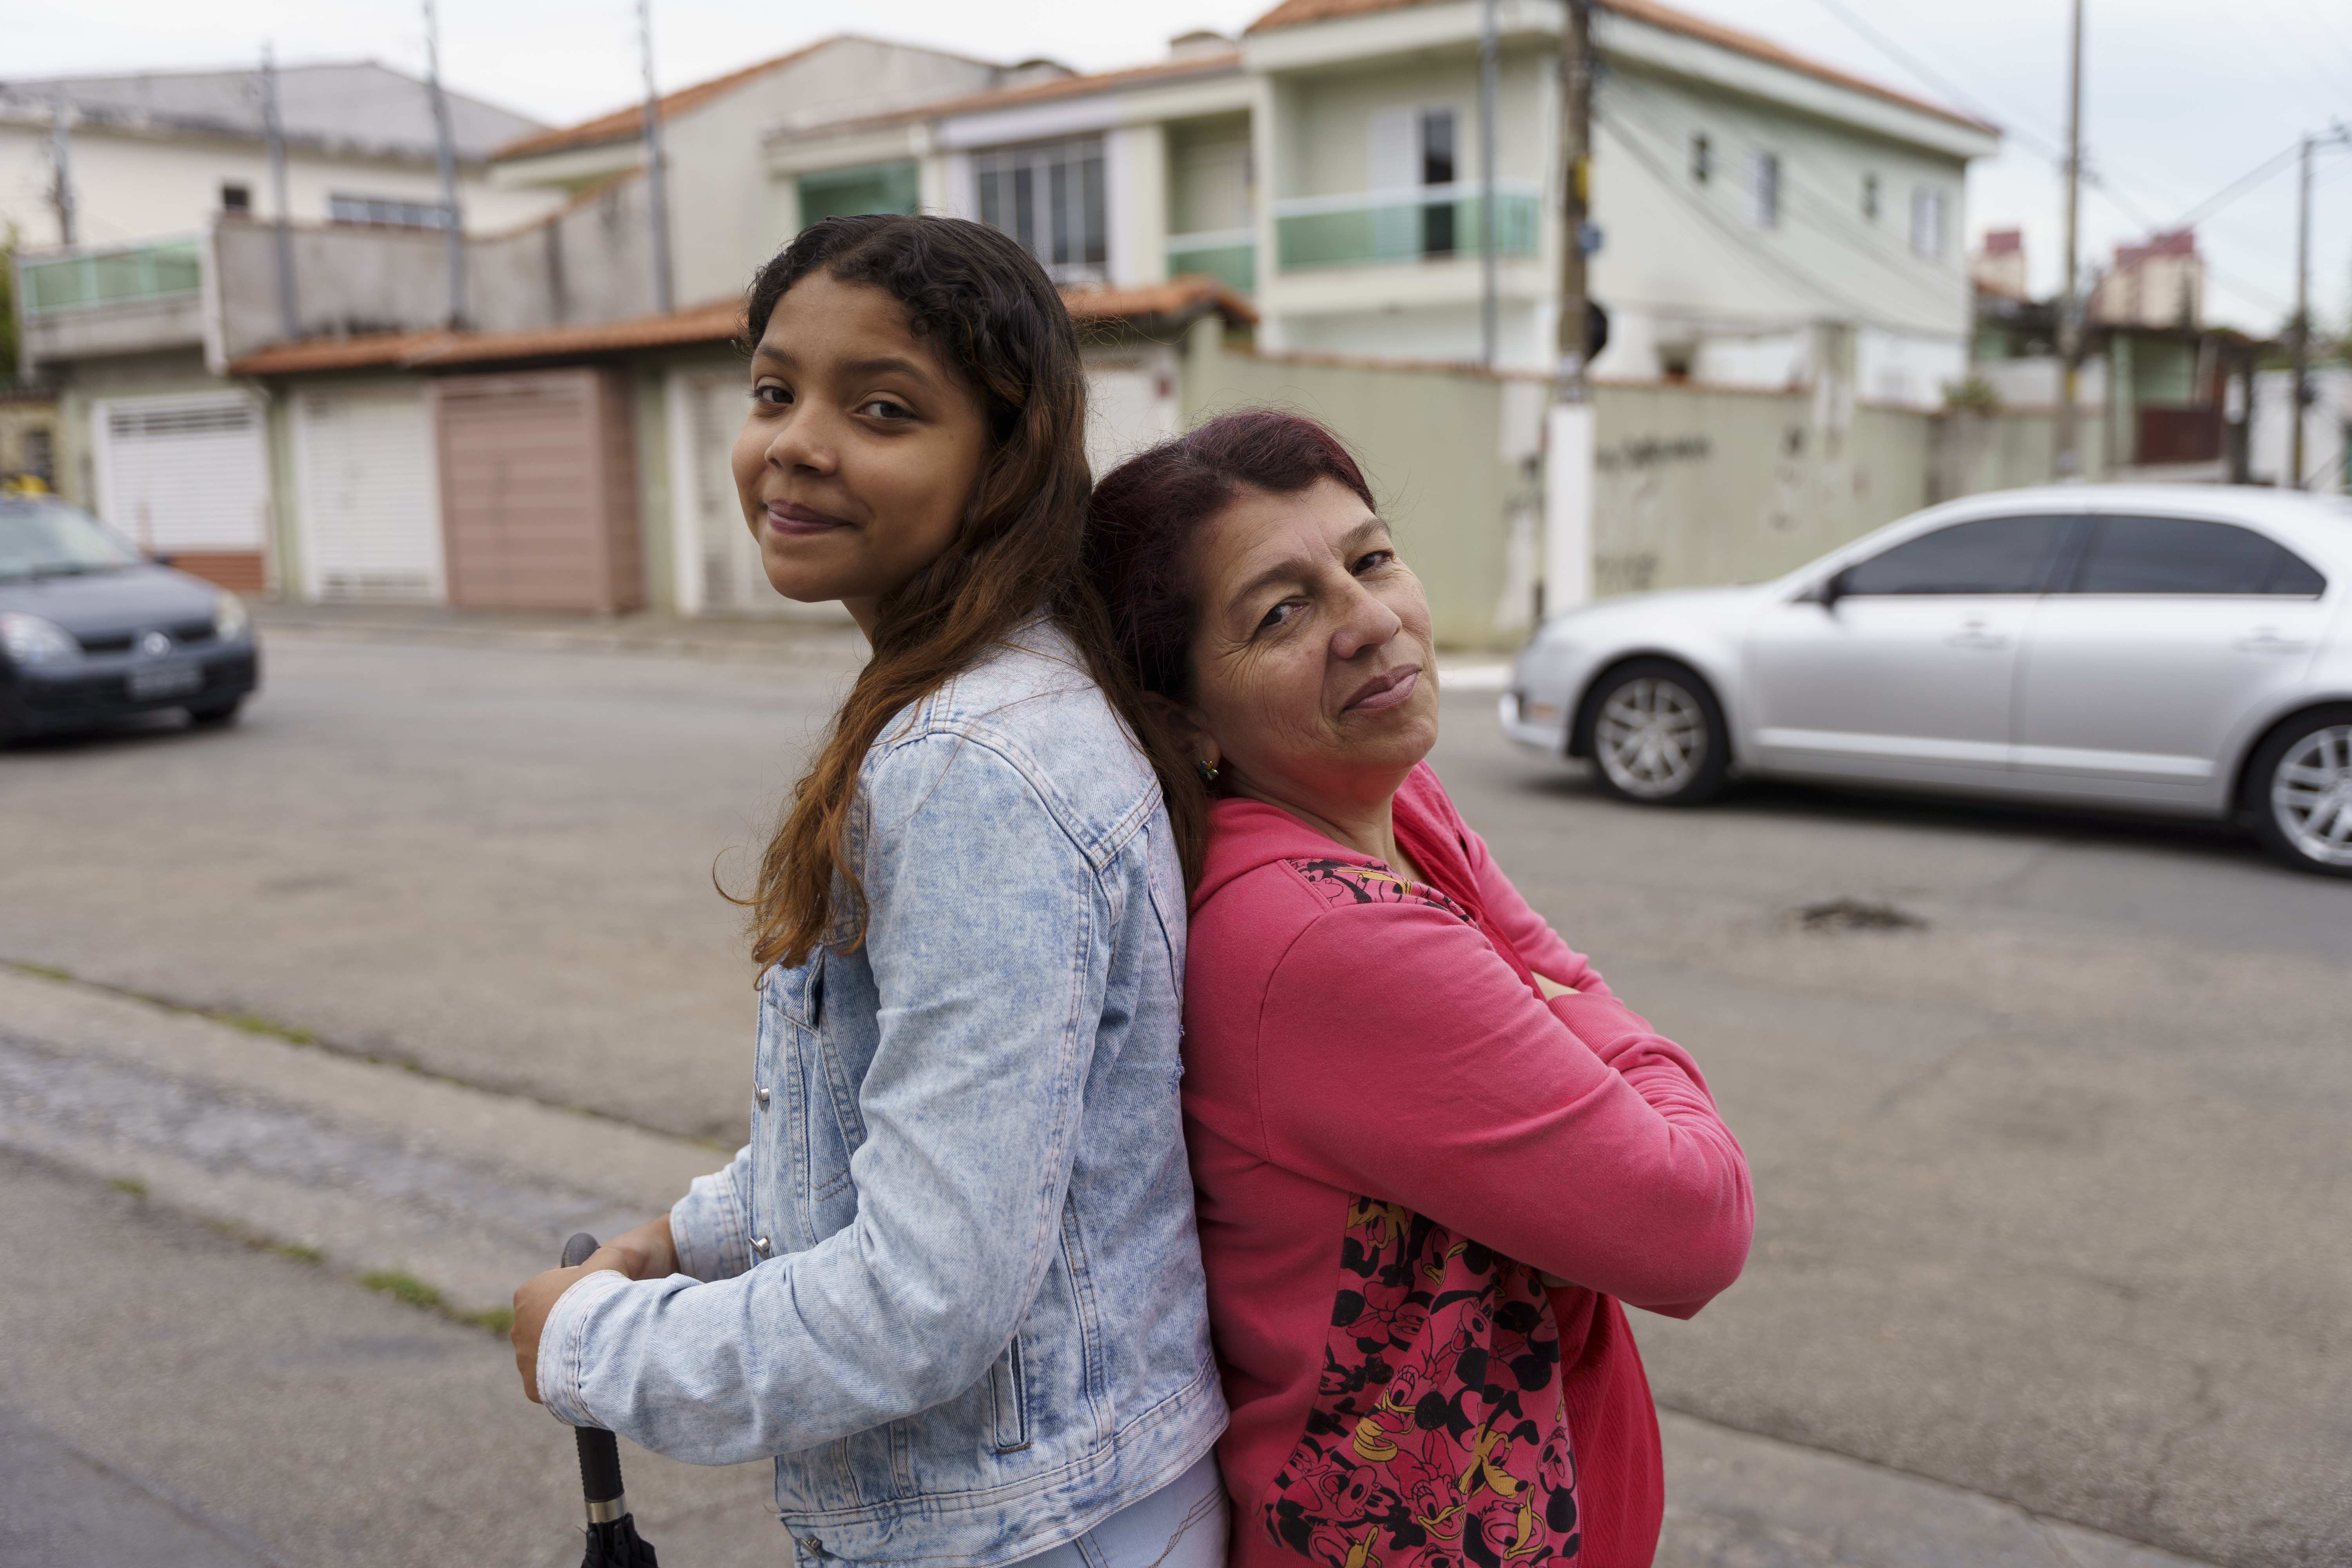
[638,0,676,316]
[422,0,467,328]
[1478,0,1500,367]
[1542,0,1595,619]
[2291,132,2312,490]
[260,44,300,342]
[2288,124,2352,489]
[49,87,76,247]
[2053,0,2085,480]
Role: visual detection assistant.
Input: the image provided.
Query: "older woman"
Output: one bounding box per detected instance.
[1084,412,1753,1568]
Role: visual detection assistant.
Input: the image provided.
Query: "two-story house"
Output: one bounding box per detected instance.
[767,0,1995,408]
[4,63,566,588]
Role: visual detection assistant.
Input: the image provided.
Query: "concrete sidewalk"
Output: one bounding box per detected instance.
[0,965,2216,1568]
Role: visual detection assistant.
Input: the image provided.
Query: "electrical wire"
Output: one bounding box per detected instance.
[1603,97,1956,305]
[1592,101,1936,336]
[1800,0,2311,320]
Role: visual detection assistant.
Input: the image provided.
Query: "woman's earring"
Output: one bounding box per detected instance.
[1196,759,1221,786]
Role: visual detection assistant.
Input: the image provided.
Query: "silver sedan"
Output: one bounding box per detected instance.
[1504,484,2352,875]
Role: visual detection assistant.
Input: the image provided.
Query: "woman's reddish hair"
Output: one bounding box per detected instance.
[1084,410,1376,708]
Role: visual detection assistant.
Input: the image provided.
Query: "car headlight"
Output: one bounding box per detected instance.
[0,612,80,666]
[212,592,250,642]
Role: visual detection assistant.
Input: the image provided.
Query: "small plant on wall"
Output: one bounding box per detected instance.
[1940,374,2002,414]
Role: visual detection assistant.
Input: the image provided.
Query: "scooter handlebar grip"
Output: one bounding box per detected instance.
[555,1234,629,1507]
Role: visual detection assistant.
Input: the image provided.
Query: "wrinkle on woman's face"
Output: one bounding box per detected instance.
[1183,477,1439,817]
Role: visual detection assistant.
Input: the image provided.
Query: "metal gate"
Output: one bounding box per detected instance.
[293,380,445,603]
[91,393,270,592]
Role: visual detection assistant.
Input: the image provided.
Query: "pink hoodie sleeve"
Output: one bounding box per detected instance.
[1250,898,1751,1316]
[1457,822,1612,996]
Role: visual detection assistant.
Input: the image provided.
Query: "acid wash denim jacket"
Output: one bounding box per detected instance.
[538,619,1226,1567]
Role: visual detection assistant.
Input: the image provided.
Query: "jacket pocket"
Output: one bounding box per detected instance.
[988,1336,1031,1454]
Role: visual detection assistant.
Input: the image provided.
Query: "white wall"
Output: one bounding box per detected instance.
[2251,367,2350,494]
[613,38,998,307]
[1252,38,1975,381]
[0,122,562,251]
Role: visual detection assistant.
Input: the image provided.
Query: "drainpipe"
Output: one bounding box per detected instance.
[50,88,77,247]
[260,44,300,343]
[422,0,468,328]
[637,0,676,316]
[1478,0,1499,367]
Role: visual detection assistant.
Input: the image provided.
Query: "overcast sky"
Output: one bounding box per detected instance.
[12,0,2350,335]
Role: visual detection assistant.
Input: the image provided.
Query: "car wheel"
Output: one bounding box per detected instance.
[1579,658,1731,806]
[186,697,243,728]
[2248,705,2352,877]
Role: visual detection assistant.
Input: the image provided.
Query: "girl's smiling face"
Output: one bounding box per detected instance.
[733,273,990,634]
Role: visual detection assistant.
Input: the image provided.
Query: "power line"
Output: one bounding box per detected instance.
[1802,0,2064,163]
[1804,0,2314,306]
[1594,102,1933,334]
[1606,97,1954,304]
[2167,139,2316,233]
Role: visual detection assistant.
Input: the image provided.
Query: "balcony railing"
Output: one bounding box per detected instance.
[1274,181,1541,271]
[18,237,203,316]
[1166,228,1256,296]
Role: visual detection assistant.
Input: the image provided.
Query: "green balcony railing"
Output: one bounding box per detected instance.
[1166,229,1256,296]
[1274,182,1539,271]
[19,237,203,316]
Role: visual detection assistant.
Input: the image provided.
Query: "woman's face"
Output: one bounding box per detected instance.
[1181,477,1439,815]
[733,273,989,633]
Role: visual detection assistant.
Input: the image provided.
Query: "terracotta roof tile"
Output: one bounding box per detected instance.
[1246,0,1994,135]
[495,38,835,161]
[227,300,744,377]
[227,276,1252,377]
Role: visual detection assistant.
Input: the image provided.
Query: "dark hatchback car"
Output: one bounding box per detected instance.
[0,495,260,744]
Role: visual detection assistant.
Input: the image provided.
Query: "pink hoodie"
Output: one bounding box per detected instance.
[1181,763,1753,1568]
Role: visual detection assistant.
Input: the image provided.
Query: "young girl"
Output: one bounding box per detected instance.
[509,215,1227,1568]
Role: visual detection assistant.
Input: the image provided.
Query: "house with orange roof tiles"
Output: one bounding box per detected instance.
[762,0,1997,408]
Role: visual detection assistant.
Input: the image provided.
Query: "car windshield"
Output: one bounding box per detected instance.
[0,501,142,581]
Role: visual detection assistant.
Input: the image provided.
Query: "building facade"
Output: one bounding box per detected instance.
[762,0,1996,408]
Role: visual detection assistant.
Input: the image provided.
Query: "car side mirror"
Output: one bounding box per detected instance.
[150,551,176,568]
[1806,569,1849,608]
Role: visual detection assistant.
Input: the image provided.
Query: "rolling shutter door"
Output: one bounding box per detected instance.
[94,394,269,591]
[432,368,644,613]
[294,380,444,603]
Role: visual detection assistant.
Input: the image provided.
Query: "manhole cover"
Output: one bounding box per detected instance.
[1795,897,1926,932]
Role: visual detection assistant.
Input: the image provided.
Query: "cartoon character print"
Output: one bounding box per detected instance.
[1262,1200,1582,1568]
[1289,859,1475,924]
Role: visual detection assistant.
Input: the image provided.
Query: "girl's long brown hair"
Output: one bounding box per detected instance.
[739,214,1203,969]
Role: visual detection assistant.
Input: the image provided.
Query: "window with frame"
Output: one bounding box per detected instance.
[1749,152,1780,229]
[974,137,1107,282]
[1840,515,2071,595]
[1910,185,1947,259]
[329,194,456,230]
[220,183,252,215]
[1419,108,1457,255]
[797,161,920,228]
[2067,515,2327,596]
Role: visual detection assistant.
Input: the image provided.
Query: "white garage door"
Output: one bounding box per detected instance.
[666,369,848,621]
[293,380,444,603]
[93,394,269,555]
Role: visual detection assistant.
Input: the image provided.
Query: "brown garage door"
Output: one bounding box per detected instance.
[432,368,643,612]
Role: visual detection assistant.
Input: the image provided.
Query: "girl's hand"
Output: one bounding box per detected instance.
[1535,973,1579,1000]
[510,1216,679,1404]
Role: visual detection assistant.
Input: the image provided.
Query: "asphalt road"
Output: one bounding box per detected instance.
[1,627,2345,1568]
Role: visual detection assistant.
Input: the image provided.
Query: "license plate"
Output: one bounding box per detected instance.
[128,664,202,700]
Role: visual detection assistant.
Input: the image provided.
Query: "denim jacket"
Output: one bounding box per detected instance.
[538,621,1226,1566]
